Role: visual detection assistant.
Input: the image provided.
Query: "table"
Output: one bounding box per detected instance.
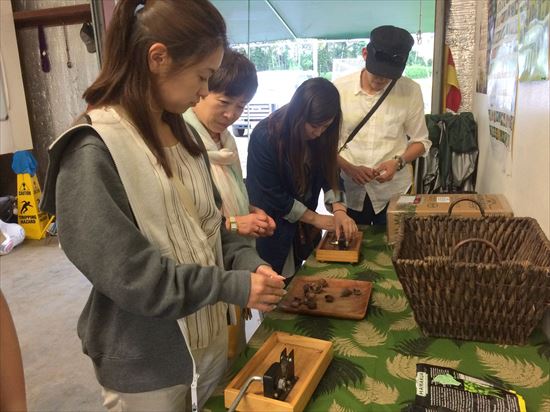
[205,226,550,411]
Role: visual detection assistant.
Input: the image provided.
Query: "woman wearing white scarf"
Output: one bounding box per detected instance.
[183,50,276,363]
[183,50,276,239]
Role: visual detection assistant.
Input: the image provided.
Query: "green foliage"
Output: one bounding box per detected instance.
[404,65,432,79]
[318,40,365,74]
[235,39,432,79]
[312,357,365,399]
[236,40,368,73]
[240,42,316,71]
[407,50,429,66]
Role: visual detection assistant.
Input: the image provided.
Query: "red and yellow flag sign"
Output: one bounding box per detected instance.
[443,45,461,113]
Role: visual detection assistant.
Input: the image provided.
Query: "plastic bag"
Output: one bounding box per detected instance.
[0,219,25,255]
[11,150,37,175]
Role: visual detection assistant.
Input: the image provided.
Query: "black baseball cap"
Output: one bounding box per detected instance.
[365,25,414,80]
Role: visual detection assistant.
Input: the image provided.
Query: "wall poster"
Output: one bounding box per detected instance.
[476,0,490,93]
[487,0,519,151]
[518,0,549,82]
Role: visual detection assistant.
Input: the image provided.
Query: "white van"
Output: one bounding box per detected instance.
[232,70,315,137]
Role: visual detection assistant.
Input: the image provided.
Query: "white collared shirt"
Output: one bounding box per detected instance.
[334,71,431,213]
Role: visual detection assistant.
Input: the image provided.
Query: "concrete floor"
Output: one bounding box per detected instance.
[1,238,102,411]
[0,237,262,411]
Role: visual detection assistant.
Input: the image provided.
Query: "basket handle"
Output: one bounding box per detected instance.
[447,198,485,216]
[451,238,502,263]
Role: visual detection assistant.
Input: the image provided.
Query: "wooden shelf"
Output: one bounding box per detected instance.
[14,4,91,29]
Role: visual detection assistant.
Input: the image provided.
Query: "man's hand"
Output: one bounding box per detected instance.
[339,156,378,185]
[247,265,286,312]
[374,159,399,183]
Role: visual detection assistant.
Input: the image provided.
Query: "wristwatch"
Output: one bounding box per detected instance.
[229,216,238,233]
[394,155,406,171]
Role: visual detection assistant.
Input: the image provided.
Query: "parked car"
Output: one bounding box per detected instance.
[232,70,315,137]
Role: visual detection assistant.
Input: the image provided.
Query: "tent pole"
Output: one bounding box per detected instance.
[264,0,297,40]
[431,0,446,114]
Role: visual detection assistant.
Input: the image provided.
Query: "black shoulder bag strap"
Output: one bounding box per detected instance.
[338,78,397,154]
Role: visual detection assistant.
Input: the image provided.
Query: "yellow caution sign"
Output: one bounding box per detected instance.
[16,173,49,240]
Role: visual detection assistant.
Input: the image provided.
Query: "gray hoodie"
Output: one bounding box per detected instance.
[41,123,265,393]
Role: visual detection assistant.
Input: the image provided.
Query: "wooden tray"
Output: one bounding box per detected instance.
[315,230,362,263]
[279,276,373,320]
[224,332,333,412]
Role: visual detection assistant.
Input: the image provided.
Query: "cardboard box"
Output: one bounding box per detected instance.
[387,194,513,244]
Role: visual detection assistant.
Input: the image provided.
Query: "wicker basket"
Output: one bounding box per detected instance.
[392,201,550,345]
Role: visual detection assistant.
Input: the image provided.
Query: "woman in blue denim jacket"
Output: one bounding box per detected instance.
[246,77,357,277]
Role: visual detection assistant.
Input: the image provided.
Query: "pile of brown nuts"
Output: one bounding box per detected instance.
[290,278,329,310]
[289,278,362,310]
[340,287,362,297]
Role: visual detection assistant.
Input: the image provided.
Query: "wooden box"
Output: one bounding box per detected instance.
[315,230,362,263]
[386,194,513,244]
[224,332,333,412]
[279,276,373,320]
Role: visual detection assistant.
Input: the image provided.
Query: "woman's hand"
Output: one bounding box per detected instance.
[249,206,276,236]
[333,210,358,241]
[247,265,286,312]
[312,214,335,232]
[235,212,274,238]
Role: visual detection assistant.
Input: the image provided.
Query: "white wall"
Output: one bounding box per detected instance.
[474,81,550,237]
[0,0,33,154]
[472,0,550,238]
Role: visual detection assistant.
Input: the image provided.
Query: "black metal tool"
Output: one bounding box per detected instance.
[263,348,297,401]
[330,234,349,249]
[337,234,348,250]
[227,348,299,412]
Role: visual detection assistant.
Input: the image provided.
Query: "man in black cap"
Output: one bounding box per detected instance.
[334,25,431,225]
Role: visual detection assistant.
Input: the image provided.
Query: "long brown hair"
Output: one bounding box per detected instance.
[268,77,341,197]
[83,0,228,177]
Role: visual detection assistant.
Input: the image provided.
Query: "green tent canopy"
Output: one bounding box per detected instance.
[212,0,436,43]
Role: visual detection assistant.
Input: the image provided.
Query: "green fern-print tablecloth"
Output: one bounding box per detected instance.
[205,226,550,412]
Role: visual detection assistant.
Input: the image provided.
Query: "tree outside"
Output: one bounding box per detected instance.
[234,38,433,81]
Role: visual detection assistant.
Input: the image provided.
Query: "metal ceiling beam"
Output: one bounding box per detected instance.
[264,0,297,40]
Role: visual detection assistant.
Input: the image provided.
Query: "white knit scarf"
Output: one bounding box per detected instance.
[183,109,249,217]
